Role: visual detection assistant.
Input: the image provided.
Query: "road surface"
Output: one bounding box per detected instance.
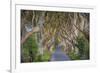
[50,45,70,61]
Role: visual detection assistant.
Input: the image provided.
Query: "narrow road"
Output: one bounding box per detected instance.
[50,45,70,61]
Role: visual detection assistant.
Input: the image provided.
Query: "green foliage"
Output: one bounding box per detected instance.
[75,34,89,60]
[68,33,89,60]
[33,51,51,62]
[34,55,43,62]
[21,34,38,62]
[68,51,80,60]
[21,33,51,62]
[42,51,51,61]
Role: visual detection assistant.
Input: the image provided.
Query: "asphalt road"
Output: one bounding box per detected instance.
[50,45,71,61]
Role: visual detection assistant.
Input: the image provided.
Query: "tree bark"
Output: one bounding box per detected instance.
[21,27,40,44]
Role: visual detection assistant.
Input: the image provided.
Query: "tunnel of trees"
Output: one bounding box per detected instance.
[21,10,90,63]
